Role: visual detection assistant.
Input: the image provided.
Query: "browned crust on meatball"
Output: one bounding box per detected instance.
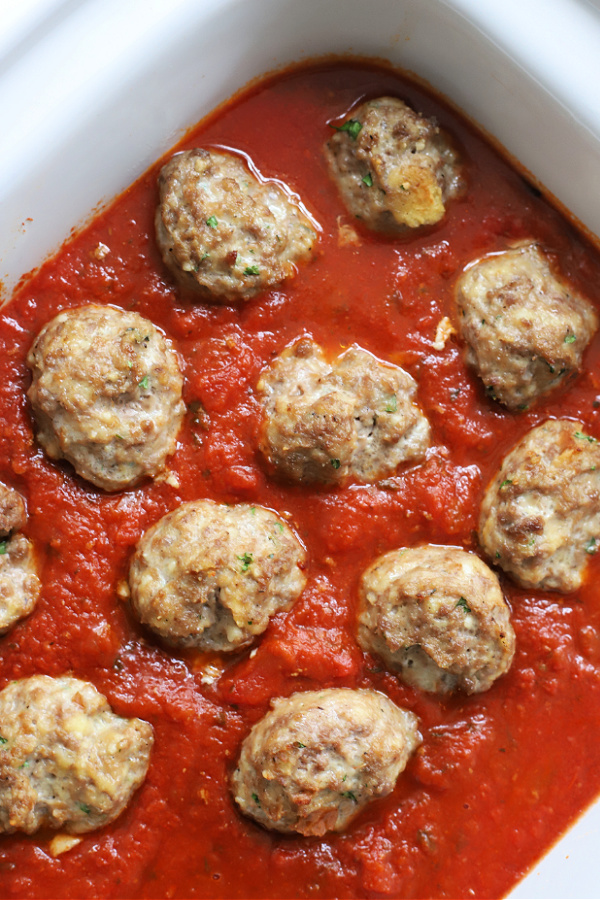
[357,545,515,694]
[324,96,464,232]
[231,688,421,836]
[27,304,185,492]
[155,148,318,301]
[129,500,306,651]
[455,242,598,410]
[479,419,600,591]
[0,534,40,636]
[0,483,40,636]
[0,483,26,535]
[0,676,153,835]
[256,338,430,485]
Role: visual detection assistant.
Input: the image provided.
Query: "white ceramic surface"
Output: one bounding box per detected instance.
[1,1,599,896]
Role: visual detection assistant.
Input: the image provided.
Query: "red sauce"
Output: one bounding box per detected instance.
[2,61,600,899]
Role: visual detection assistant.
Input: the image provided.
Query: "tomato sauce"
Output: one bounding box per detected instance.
[2,60,600,899]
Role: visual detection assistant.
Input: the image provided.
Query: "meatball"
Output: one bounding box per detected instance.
[129,500,306,651]
[0,675,153,835]
[231,688,420,836]
[324,96,464,232]
[0,482,40,636]
[155,148,318,301]
[27,304,185,492]
[479,419,600,591]
[257,339,430,485]
[0,481,26,535]
[357,545,515,694]
[455,242,598,410]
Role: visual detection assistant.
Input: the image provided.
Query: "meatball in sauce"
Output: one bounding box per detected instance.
[324,96,464,232]
[256,338,430,485]
[231,688,420,836]
[455,242,598,410]
[357,545,515,694]
[479,419,600,592]
[129,500,306,651]
[0,676,153,835]
[0,482,40,636]
[155,148,318,301]
[27,304,185,492]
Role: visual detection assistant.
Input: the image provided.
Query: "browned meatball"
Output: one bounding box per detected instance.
[324,96,464,232]
[256,339,430,485]
[27,304,185,492]
[0,482,40,636]
[155,148,318,301]
[357,545,515,694]
[455,243,598,410]
[129,500,306,651]
[231,688,420,836]
[0,676,153,835]
[0,482,25,535]
[480,419,600,591]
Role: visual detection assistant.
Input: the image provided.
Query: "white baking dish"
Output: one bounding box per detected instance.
[1,0,600,896]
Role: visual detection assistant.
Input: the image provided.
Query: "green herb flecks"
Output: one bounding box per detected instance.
[78,802,91,815]
[575,431,597,443]
[385,394,398,414]
[0,540,7,555]
[238,552,253,573]
[564,332,577,344]
[206,215,218,228]
[342,791,358,802]
[500,479,513,489]
[331,119,363,140]
[0,735,7,744]
[455,596,472,613]
[244,265,260,276]
[362,172,373,187]
[294,742,306,749]
[138,375,149,390]
[586,537,598,555]
[252,793,261,805]
[330,459,341,470]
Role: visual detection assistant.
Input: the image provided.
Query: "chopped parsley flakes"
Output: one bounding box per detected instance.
[238,552,253,572]
[244,265,260,276]
[362,172,373,187]
[575,431,597,443]
[331,119,362,140]
[206,215,218,228]
[455,596,472,613]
